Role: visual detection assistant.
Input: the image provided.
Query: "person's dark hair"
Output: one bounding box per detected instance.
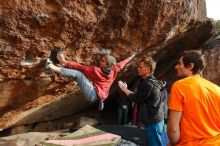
[139,56,156,75]
[180,50,206,74]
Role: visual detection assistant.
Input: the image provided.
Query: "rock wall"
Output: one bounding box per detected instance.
[203,36,220,85]
[0,0,210,80]
[0,0,213,131]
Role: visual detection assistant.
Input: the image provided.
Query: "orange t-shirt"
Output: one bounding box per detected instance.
[169,75,220,146]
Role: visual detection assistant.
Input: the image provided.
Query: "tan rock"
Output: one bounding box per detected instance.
[0,0,214,131]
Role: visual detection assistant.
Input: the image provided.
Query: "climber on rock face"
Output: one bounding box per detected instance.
[47,50,135,111]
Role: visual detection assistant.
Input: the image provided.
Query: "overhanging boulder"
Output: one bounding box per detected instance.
[0,0,213,131]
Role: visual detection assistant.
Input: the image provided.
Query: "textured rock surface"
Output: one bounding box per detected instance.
[0,0,210,80]
[203,36,220,85]
[0,0,213,131]
[0,131,62,146]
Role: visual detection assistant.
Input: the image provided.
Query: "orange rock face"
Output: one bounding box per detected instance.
[0,0,214,130]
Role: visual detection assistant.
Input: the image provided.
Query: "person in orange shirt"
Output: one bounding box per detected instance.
[167,50,220,146]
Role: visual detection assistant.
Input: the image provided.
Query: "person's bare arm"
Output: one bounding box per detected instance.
[118,81,133,96]
[122,88,133,96]
[114,54,136,72]
[167,110,182,145]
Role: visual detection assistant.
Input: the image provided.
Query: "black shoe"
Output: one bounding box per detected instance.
[49,49,59,65]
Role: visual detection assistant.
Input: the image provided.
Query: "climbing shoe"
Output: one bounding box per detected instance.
[45,58,53,69]
[49,49,60,65]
